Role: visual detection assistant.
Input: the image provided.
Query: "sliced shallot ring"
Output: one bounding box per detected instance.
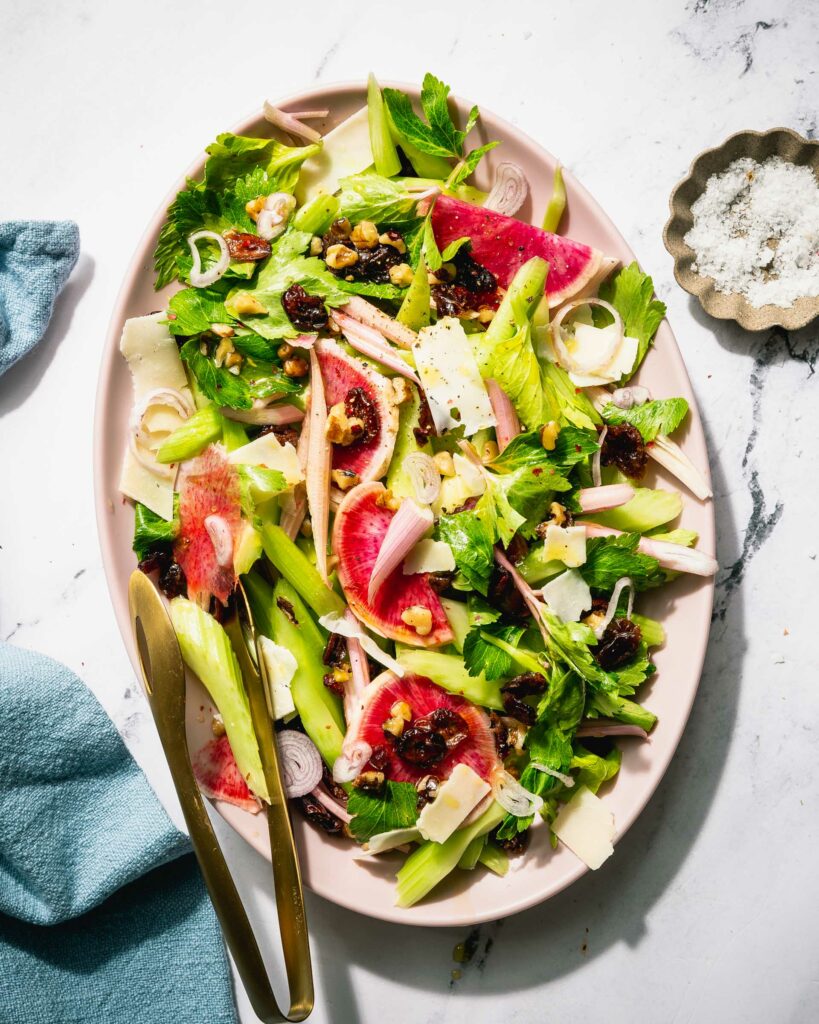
[306,348,330,582]
[332,311,421,385]
[341,296,418,351]
[220,403,303,425]
[263,100,323,143]
[276,730,323,798]
[486,379,521,451]
[594,576,634,639]
[529,763,575,788]
[576,483,633,514]
[492,769,544,817]
[551,298,623,374]
[256,193,297,241]
[611,385,651,410]
[188,230,230,288]
[591,426,607,488]
[484,161,529,217]
[404,452,441,505]
[576,720,650,740]
[367,499,434,604]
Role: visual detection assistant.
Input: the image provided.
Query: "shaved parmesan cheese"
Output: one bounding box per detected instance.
[413,318,496,435]
[569,332,639,387]
[258,636,297,720]
[552,785,615,870]
[541,569,592,622]
[365,827,422,855]
[295,107,373,204]
[433,451,488,515]
[543,524,587,568]
[119,313,193,520]
[403,539,456,576]
[416,764,490,844]
[227,433,303,486]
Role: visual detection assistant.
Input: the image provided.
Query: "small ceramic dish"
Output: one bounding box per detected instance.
[664,128,819,331]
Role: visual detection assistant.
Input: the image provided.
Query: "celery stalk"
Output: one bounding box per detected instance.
[396,260,431,330]
[396,649,504,710]
[484,257,548,347]
[368,74,402,178]
[156,405,223,464]
[581,487,682,534]
[542,163,567,233]
[221,417,248,452]
[590,690,657,733]
[170,597,267,800]
[457,834,486,870]
[395,802,505,908]
[478,842,509,877]
[293,193,340,235]
[632,613,665,648]
[387,120,452,180]
[440,598,469,653]
[260,522,345,619]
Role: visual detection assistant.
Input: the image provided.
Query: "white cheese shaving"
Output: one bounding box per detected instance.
[258,636,297,720]
[227,433,303,486]
[552,785,615,870]
[295,106,373,204]
[119,313,193,520]
[318,611,405,677]
[416,764,490,844]
[568,331,639,387]
[542,525,587,568]
[403,539,456,576]
[540,569,592,623]
[684,155,819,309]
[432,451,487,516]
[413,318,496,436]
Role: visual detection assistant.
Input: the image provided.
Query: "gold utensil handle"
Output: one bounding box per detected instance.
[128,572,313,1022]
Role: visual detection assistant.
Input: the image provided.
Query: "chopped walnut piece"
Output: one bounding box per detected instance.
[400,605,433,636]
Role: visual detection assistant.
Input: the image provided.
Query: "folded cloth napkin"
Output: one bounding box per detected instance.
[0,220,80,376]
[0,643,238,1024]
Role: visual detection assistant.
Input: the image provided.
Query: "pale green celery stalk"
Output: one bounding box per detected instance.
[156,405,222,464]
[484,257,549,347]
[221,417,248,452]
[590,690,657,732]
[245,572,345,768]
[648,527,698,547]
[396,649,503,710]
[170,597,267,800]
[293,193,340,235]
[396,803,505,908]
[188,374,210,411]
[518,545,565,586]
[260,522,345,619]
[392,176,486,205]
[440,598,469,653]
[542,163,566,233]
[457,834,486,870]
[478,842,509,877]
[387,117,453,179]
[368,74,402,177]
[582,488,682,533]
[632,613,665,648]
[396,260,431,329]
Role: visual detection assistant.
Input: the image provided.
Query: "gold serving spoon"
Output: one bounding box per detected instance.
[128,570,314,1022]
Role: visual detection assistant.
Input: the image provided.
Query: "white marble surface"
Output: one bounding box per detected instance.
[2,0,818,1021]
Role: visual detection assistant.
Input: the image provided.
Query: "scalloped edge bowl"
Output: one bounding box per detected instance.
[664,127,819,331]
[95,81,715,926]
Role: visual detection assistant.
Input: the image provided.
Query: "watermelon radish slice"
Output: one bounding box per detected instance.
[192,734,261,813]
[431,194,606,307]
[332,482,453,647]
[316,339,398,484]
[175,444,242,607]
[354,672,498,784]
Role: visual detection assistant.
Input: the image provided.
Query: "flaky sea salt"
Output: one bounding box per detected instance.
[684,156,819,309]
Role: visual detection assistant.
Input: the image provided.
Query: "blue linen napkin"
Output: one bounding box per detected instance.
[0,643,238,1024]
[0,220,80,376]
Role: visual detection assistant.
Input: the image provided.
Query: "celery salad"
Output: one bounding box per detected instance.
[120,73,716,907]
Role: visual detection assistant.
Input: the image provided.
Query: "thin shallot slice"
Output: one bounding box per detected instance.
[486,379,521,451]
[276,730,323,798]
[593,576,634,639]
[306,347,330,581]
[529,763,575,787]
[263,100,325,144]
[492,769,543,817]
[256,192,297,241]
[367,499,434,604]
[188,230,230,288]
[204,515,234,569]
[332,311,421,385]
[576,720,650,740]
[341,296,418,351]
[649,435,713,500]
[403,452,441,505]
[310,786,352,823]
[583,523,718,577]
[591,426,607,487]
[484,162,529,217]
[576,483,634,514]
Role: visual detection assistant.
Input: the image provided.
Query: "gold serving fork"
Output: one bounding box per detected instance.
[128,570,314,1022]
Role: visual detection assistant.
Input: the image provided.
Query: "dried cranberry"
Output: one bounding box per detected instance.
[594,618,642,670]
[600,423,648,480]
[352,243,403,283]
[297,794,343,835]
[158,561,186,599]
[501,673,547,725]
[281,284,328,332]
[258,423,299,448]
[394,727,448,768]
[432,283,478,318]
[489,712,511,760]
[322,631,347,667]
[223,229,271,262]
[322,765,348,804]
[412,395,436,446]
[415,775,440,808]
[138,547,171,576]
[427,571,457,596]
[487,566,528,621]
[452,250,497,294]
[414,708,469,750]
[492,826,530,855]
[504,534,529,566]
[323,672,344,697]
[367,744,390,775]
[344,387,379,445]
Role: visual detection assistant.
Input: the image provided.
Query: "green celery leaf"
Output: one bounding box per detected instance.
[132,498,179,560]
[580,532,666,592]
[435,509,495,595]
[180,338,300,410]
[166,284,232,337]
[462,623,526,680]
[570,743,621,795]
[599,262,666,377]
[451,141,500,186]
[337,172,422,228]
[601,398,689,442]
[348,781,419,843]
